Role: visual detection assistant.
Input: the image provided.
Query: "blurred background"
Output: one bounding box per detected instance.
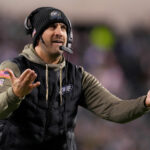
[1,0,150,149]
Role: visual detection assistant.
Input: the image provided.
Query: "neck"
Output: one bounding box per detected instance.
[35,46,62,64]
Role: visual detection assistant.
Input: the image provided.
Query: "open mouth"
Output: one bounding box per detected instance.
[52,40,64,45]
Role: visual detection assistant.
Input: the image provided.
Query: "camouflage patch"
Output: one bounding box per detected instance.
[0,70,10,79]
[0,79,4,86]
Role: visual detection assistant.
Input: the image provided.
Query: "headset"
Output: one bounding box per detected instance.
[24,7,73,53]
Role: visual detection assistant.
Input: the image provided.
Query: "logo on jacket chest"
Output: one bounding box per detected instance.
[60,84,73,95]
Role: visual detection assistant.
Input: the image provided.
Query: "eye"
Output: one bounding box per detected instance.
[61,24,67,31]
[49,24,56,29]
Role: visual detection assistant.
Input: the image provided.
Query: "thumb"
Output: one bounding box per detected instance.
[145,90,150,107]
[4,68,16,82]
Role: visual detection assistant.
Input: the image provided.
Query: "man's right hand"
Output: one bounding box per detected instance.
[5,68,40,99]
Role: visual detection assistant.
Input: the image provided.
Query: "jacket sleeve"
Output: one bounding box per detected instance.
[0,60,21,119]
[81,68,149,123]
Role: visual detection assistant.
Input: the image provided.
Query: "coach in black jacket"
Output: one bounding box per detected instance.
[0,7,150,150]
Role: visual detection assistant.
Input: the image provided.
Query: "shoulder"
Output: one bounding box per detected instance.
[81,68,101,89]
[0,60,21,77]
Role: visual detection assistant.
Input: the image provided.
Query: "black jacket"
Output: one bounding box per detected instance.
[0,55,83,150]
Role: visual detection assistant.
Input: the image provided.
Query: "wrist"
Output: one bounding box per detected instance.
[7,87,22,103]
[13,89,25,100]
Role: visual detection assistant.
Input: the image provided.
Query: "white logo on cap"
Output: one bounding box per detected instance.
[50,10,61,18]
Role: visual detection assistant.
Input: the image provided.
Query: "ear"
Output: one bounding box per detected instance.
[32,29,37,38]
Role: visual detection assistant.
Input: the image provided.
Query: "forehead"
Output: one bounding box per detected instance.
[50,22,66,26]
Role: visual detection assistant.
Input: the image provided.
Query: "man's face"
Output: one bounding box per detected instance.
[40,22,67,56]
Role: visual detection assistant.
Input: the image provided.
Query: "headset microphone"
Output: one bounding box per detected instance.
[59,46,73,54]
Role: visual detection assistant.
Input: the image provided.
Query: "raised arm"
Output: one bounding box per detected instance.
[81,69,149,123]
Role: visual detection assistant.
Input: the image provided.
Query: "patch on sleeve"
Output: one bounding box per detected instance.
[0,79,5,86]
[0,70,10,79]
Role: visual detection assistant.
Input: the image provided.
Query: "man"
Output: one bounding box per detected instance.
[0,6,150,150]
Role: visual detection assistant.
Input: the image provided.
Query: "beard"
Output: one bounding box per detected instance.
[47,47,63,61]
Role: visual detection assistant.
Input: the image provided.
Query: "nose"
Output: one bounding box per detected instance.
[54,25,63,35]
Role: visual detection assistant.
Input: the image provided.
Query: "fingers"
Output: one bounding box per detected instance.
[4,68,16,81]
[29,72,38,83]
[29,81,41,89]
[145,91,150,107]
[4,68,40,98]
[5,68,40,89]
[19,69,37,85]
[19,69,34,81]
[20,69,41,90]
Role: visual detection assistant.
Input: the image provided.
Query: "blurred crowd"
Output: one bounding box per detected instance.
[1,15,150,150]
